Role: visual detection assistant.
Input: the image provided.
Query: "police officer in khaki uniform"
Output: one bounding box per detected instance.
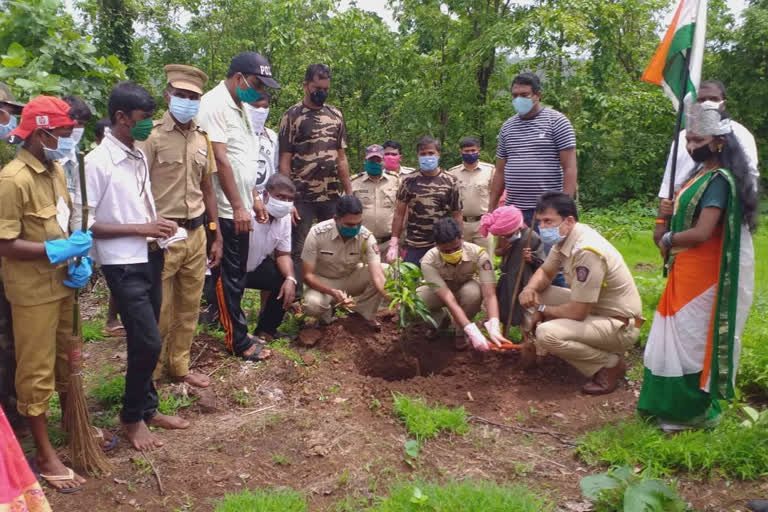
[519,192,643,395]
[352,144,400,252]
[418,218,512,351]
[142,64,223,388]
[447,136,494,252]
[302,195,388,329]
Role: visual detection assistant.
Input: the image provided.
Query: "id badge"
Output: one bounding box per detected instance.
[56,196,71,234]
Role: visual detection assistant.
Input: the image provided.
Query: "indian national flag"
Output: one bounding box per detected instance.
[642,0,708,110]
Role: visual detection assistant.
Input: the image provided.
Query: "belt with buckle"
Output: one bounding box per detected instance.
[612,315,645,328]
[168,214,205,231]
[463,215,482,222]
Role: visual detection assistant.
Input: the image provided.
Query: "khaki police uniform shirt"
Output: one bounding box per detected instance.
[351,171,398,241]
[540,223,642,318]
[421,242,495,290]
[0,149,71,306]
[141,110,214,220]
[301,219,380,280]
[447,161,494,218]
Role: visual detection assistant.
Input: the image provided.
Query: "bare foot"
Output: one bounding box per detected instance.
[180,372,210,388]
[36,454,86,491]
[241,344,272,361]
[124,421,164,451]
[148,413,190,430]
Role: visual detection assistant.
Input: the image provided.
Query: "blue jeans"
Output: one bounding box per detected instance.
[521,208,567,288]
[404,246,432,267]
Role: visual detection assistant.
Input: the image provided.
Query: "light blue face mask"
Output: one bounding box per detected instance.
[169,95,200,124]
[539,223,565,246]
[42,131,76,161]
[0,113,17,140]
[512,96,534,116]
[418,155,439,172]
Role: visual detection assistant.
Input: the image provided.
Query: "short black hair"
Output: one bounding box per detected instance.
[107,81,157,124]
[265,173,295,194]
[382,140,402,154]
[94,118,111,140]
[512,72,541,94]
[459,136,481,149]
[433,217,462,244]
[535,191,578,221]
[63,95,92,123]
[416,135,441,153]
[699,79,727,100]
[336,195,363,216]
[305,63,331,83]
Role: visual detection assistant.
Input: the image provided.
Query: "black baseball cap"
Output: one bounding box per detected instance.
[228,52,280,89]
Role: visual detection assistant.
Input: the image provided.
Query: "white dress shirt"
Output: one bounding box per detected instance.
[246,214,291,272]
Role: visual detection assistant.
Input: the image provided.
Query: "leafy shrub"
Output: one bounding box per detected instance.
[392,393,469,440]
[385,260,437,329]
[580,466,687,512]
[214,489,306,512]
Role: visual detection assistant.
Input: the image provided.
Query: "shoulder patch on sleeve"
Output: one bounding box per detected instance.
[575,266,590,282]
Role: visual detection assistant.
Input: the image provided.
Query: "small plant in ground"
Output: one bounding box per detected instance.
[392,393,469,440]
[91,375,125,407]
[232,388,253,407]
[268,337,304,365]
[385,260,437,329]
[131,456,152,475]
[403,439,420,468]
[214,489,306,512]
[580,466,688,512]
[271,453,290,466]
[82,318,106,342]
[158,391,197,416]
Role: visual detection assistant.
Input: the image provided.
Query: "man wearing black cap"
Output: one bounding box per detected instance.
[197,52,280,362]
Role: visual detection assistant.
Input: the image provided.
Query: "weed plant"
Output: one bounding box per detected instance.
[214,489,306,512]
[158,392,197,416]
[82,318,106,342]
[268,337,304,365]
[91,375,125,407]
[392,393,469,440]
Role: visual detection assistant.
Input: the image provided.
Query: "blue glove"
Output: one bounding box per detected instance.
[63,257,93,289]
[44,230,92,264]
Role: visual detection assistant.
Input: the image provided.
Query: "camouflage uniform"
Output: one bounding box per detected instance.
[278,102,348,294]
[396,170,462,264]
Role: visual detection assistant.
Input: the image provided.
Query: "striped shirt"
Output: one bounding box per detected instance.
[496,107,576,209]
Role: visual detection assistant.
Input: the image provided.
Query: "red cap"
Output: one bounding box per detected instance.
[9,95,75,140]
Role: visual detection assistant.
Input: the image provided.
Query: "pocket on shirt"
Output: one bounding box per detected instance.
[29,204,65,241]
[193,152,208,176]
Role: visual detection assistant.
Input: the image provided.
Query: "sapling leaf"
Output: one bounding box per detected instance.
[580,473,623,501]
[404,439,420,458]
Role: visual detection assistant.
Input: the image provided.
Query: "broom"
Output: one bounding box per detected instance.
[62,150,112,474]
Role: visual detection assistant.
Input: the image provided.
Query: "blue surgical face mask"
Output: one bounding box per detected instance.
[42,131,76,161]
[169,95,200,124]
[338,223,361,238]
[418,155,439,172]
[539,222,565,246]
[512,96,534,116]
[0,112,17,140]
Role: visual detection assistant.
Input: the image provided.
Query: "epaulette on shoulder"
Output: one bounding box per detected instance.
[314,219,335,233]
[0,159,26,178]
[351,172,365,180]
[447,164,463,173]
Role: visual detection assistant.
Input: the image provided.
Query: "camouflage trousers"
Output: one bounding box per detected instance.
[0,276,21,427]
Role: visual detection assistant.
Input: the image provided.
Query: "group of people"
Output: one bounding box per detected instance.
[0,43,758,506]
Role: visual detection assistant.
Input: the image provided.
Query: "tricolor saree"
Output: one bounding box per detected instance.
[0,406,50,512]
[638,168,755,426]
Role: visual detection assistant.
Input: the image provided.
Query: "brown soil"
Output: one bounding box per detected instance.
[27,311,763,512]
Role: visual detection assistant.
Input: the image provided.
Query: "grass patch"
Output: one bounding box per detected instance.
[268,337,304,365]
[370,480,554,512]
[82,318,106,342]
[214,489,306,512]
[158,391,197,416]
[392,393,469,440]
[576,414,768,479]
[91,375,125,407]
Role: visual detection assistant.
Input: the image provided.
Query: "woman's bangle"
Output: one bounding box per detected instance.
[661,231,674,249]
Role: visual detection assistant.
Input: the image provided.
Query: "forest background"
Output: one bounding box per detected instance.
[0,0,765,206]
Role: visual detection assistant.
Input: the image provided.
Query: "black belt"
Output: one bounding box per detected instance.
[463,215,482,222]
[168,214,205,230]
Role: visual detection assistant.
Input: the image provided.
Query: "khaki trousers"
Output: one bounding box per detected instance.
[12,295,73,417]
[463,220,491,253]
[528,286,639,376]
[154,225,207,379]
[417,279,483,327]
[304,264,386,323]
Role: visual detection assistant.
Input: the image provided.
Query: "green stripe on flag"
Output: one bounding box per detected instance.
[662,23,696,100]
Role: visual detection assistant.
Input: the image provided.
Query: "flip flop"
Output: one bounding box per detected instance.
[28,457,83,494]
[238,342,272,362]
[92,427,118,452]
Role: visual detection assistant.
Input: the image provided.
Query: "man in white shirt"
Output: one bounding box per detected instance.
[80,81,188,452]
[59,95,91,197]
[245,174,296,342]
[197,52,280,362]
[654,80,759,244]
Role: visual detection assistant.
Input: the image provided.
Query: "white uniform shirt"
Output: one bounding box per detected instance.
[246,214,291,272]
[76,134,156,265]
[253,127,279,194]
[658,121,759,198]
[197,81,262,219]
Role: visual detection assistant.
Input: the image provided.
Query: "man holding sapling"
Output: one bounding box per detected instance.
[417,217,512,351]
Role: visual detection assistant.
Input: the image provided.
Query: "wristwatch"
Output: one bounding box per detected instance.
[285,276,298,285]
[537,304,547,313]
[208,222,217,231]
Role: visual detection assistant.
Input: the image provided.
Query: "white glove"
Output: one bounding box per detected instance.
[464,323,490,352]
[483,317,505,347]
[386,236,400,263]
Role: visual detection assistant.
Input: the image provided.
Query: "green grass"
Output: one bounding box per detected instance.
[369,480,554,512]
[158,391,197,416]
[214,489,306,512]
[91,375,125,407]
[576,414,768,479]
[392,393,469,440]
[268,337,304,365]
[82,318,106,342]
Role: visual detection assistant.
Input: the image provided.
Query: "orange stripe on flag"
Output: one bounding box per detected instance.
[642,0,686,84]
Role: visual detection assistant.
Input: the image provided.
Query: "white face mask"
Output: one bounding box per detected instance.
[265,194,293,219]
[71,127,85,145]
[243,103,269,136]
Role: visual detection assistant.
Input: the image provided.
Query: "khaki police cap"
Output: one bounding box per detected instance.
[163,64,208,95]
[0,82,25,110]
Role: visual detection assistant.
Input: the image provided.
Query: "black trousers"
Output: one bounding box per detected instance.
[245,257,287,336]
[291,199,337,297]
[102,250,163,424]
[216,218,251,356]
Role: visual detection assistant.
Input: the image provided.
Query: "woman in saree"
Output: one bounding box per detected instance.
[638,101,758,430]
[1,405,51,511]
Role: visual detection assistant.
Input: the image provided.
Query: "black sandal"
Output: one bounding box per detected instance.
[238,342,272,362]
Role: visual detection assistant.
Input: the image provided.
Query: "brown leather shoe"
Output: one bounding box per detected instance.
[582,357,627,395]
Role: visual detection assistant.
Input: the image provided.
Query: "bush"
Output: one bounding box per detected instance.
[214,489,306,512]
[392,393,469,440]
[580,466,687,512]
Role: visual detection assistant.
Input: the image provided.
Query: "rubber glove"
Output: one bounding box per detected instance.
[483,317,506,347]
[44,230,92,264]
[386,236,399,263]
[464,323,490,352]
[63,257,93,289]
